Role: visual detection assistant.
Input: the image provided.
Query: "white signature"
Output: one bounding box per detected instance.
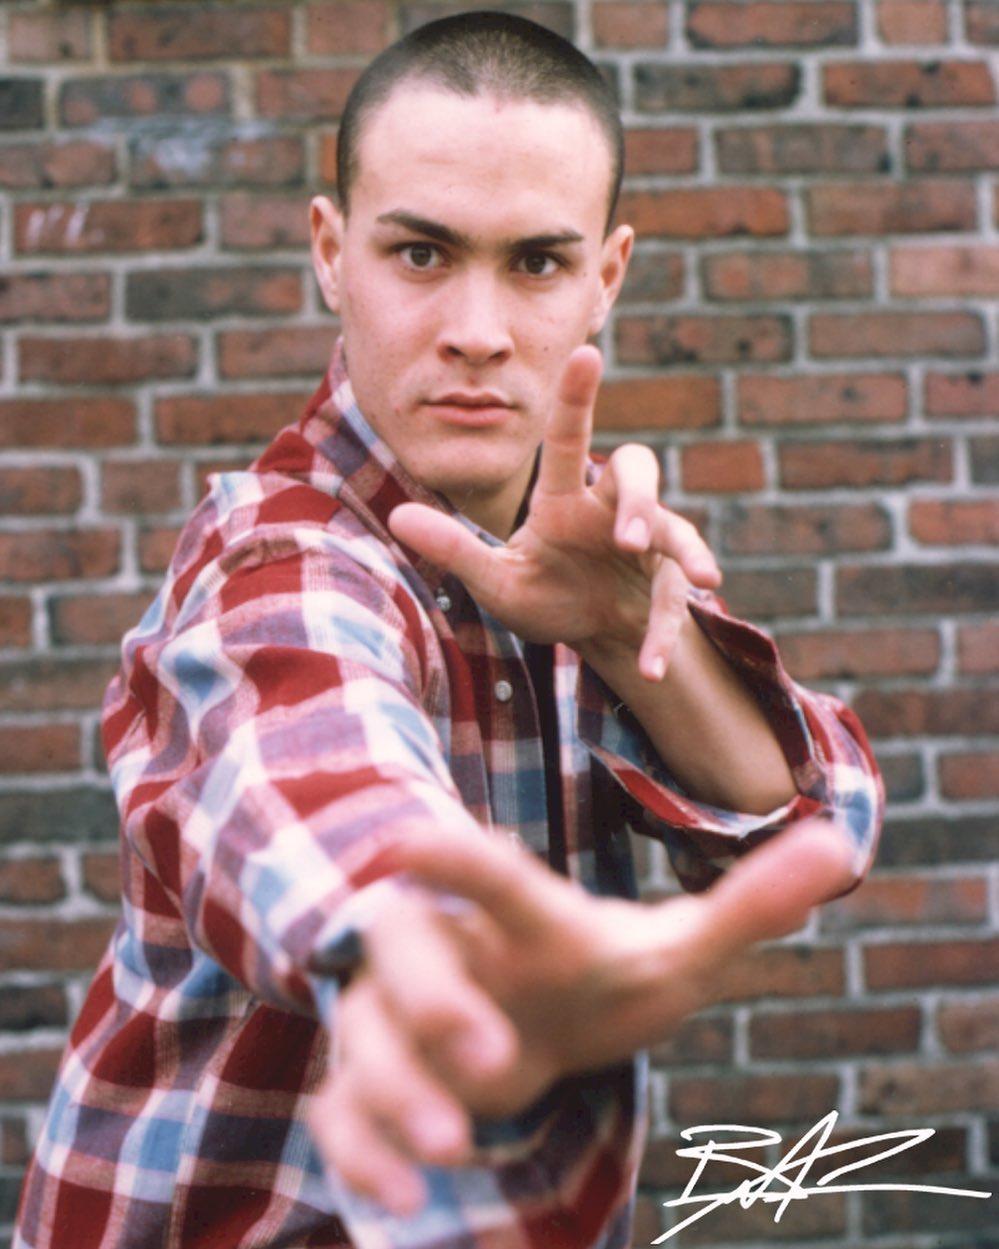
[652,1110,993,1243]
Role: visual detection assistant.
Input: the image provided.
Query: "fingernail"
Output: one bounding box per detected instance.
[449,1028,510,1074]
[411,1109,465,1156]
[649,655,666,681]
[623,517,649,549]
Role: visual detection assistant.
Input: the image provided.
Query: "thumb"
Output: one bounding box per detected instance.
[389,503,503,600]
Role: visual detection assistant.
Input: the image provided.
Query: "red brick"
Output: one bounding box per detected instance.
[852,687,999,737]
[878,0,949,43]
[623,127,698,175]
[957,621,999,674]
[859,1059,999,1115]
[749,1005,921,1059]
[703,249,873,301]
[131,133,305,191]
[619,250,685,304]
[305,0,391,53]
[0,915,115,972]
[19,334,197,385]
[716,122,889,174]
[739,373,907,426]
[865,937,999,989]
[127,266,302,321]
[255,67,359,122]
[0,597,33,648]
[925,370,999,417]
[616,313,791,364]
[60,72,229,126]
[219,193,311,250]
[723,501,891,555]
[775,627,940,680]
[687,1,856,47]
[824,59,996,108]
[716,945,844,1002]
[101,459,183,514]
[0,858,65,905]
[680,441,764,493]
[0,983,68,1031]
[719,567,817,620]
[779,437,951,488]
[0,530,119,583]
[938,998,999,1055]
[0,466,82,516]
[672,1072,840,1125]
[808,180,977,236]
[0,270,110,323]
[7,8,92,62]
[634,61,799,112]
[0,1050,62,1101]
[939,750,999,799]
[593,2,669,48]
[139,526,182,574]
[193,457,255,497]
[648,1013,733,1067]
[218,326,337,379]
[892,245,999,297]
[1,1116,30,1167]
[14,198,202,254]
[629,1195,662,1244]
[905,120,999,171]
[0,724,80,775]
[0,657,117,713]
[108,6,290,61]
[619,187,789,238]
[909,498,999,545]
[0,397,135,448]
[156,390,310,445]
[822,874,988,931]
[663,1175,845,1241]
[82,851,121,904]
[965,1,999,43]
[595,377,721,432]
[838,562,997,615]
[0,138,116,190]
[810,311,985,358]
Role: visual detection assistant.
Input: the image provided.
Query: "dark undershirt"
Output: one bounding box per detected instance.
[522,640,568,876]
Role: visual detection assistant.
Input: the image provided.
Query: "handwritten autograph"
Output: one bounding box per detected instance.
[653,1110,993,1243]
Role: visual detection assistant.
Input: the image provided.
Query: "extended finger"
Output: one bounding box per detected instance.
[597,444,662,554]
[647,507,721,589]
[637,558,690,682]
[389,503,505,600]
[535,345,603,497]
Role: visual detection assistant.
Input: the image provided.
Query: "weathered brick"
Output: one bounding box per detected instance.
[880,752,925,802]
[218,327,337,379]
[255,68,360,122]
[60,73,230,126]
[594,377,721,431]
[592,1,668,47]
[739,373,907,426]
[108,6,291,61]
[939,750,999,799]
[716,122,889,174]
[861,1172,998,1236]
[0,724,80,775]
[156,391,310,445]
[965,0,999,44]
[878,0,949,43]
[0,596,33,648]
[20,334,198,385]
[671,1072,840,1125]
[50,590,151,648]
[0,984,67,1032]
[0,1050,62,1100]
[838,562,997,615]
[0,138,116,190]
[937,998,999,1054]
[0,915,115,972]
[139,525,183,574]
[957,621,999,673]
[0,270,111,324]
[779,437,951,488]
[774,627,941,679]
[619,187,789,238]
[0,658,117,713]
[810,311,985,358]
[878,812,999,868]
[14,199,203,255]
[623,128,698,175]
[618,250,685,304]
[0,79,44,130]
[397,3,575,40]
[127,266,302,321]
[859,1059,999,1115]
[1,1116,30,1168]
[822,874,988,931]
[905,120,999,172]
[703,249,873,301]
[749,1005,921,1058]
[130,131,305,190]
[0,466,82,516]
[718,566,817,619]
[970,434,999,482]
[892,245,999,296]
[716,945,844,1002]
[722,501,892,555]
[909,498,999,545]
[680,441,764,493]
[8,8,92,62]
[0,529,119,583]
[865,937,999,989]
[648,1013,733,1067]
[305,0,392,54]
[101,459,182,515]
[824,59,996,108]
[925,370,999,417]
[219,193,311,250]
[852,687,999,737]
[633,62,799,112]
[0,785,118,845]
[808,180,977,236]
[687,2,856,47]
[0,397,135,448]
[83,851,121,904]
[0,857,65,905]
[616,312,791,364]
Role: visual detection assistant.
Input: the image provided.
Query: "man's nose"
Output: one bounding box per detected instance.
[436,270,514,365]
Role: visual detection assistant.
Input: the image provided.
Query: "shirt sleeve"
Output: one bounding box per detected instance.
[103,527,484,1023]
[575,588,884,896]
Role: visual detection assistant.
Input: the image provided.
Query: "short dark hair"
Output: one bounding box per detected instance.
[335,10,624,238]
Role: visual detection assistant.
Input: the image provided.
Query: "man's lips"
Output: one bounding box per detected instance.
[424,392,515,427]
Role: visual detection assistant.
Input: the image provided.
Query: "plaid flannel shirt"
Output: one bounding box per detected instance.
[15,336,883,1249]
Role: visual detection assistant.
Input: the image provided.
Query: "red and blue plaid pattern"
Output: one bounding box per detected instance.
[15,337,882,1249]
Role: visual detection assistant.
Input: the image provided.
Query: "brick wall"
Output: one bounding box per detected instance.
[0,0,996,1243]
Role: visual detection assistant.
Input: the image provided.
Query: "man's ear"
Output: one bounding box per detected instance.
[310,195,344,315]
[587,223,634,338]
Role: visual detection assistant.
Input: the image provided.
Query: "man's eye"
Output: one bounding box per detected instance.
[397,243,442,270]
[518,252,561,278]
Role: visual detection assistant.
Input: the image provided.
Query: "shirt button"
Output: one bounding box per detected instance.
[435,589,452,612]
[494,679,513,703]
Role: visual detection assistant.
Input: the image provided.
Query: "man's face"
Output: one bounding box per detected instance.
[310,82,633,538]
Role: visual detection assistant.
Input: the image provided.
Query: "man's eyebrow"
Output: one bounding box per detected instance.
[374,210,585,251]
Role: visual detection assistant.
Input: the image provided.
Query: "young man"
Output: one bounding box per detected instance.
[15,12,882,1249]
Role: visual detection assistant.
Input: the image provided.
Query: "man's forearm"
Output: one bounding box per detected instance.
[576,608,798,816]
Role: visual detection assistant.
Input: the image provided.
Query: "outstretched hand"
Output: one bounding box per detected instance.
[388,345,721,682]
[310,817,856,1214]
